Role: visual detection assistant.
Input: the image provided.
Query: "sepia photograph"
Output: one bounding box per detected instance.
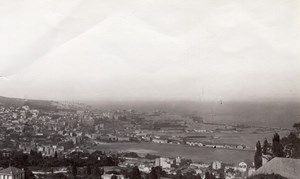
[0,0,299,179]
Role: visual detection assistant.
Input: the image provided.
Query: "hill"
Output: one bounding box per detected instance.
[0,96,57,111]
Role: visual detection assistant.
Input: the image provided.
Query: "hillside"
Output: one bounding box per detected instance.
[0,96,57,111]
[252,157,300,179]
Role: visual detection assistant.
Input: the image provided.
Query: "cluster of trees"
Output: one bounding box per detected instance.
[123,166,204,179]
[174,171,202,179]
[254,122,300,169]
[281,123,300,158]
[146,166,168,179]
[0,150,120,179]
[204,172,216,179]
[0,149,206,179]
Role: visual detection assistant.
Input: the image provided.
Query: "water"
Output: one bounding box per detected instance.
[92,142,254,164]
[87,100,300,128]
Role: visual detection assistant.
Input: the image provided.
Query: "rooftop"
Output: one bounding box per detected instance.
[253,157,300,179]
[0,166,24,175]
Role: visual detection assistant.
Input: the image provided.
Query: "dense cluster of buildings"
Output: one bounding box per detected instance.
[118,155,256,179]
[0,103,257,179]
[0,104,250,158]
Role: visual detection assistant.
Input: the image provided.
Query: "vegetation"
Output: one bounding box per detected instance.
[262,139,271,155]
[293,122,300,135]
[130,166,142,179]
[148,166,166,179]
[204,171,215,179]
[251,122,300,179]
[272,133,284,157]
[281,132,300,158]
[254,141,262,169]
[255,122,300,164]
[0,150,119,179]
[144,153,160,160]
[123,152,140,158]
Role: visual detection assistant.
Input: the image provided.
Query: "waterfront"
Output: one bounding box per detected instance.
[92,142,255,163]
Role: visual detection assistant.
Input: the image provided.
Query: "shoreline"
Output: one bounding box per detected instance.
[90,142,255,163]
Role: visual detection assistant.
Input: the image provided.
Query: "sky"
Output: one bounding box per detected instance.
[0,0,299,101]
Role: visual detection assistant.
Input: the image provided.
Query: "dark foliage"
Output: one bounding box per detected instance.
[123,152,140,158]
[0,150,119,179]
[72,162,77,177]
[130,166,142,179]
[293,122,300,134]
[24,167,35,179]
[111,175,118,179]
[263,139,270,155]
[254,141,262,169]
[272,133,284,157]
[281,132,300,158]
[144,154,160,160]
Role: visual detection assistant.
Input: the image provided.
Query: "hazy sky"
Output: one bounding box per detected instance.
[0,0,299,101]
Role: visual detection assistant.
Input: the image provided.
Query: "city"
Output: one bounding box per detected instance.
[0,96,299,179]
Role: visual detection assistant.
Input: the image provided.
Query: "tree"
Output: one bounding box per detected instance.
[175,170,183,179]
[281,132,300,158]
[205,171,210,179]
[219,172,225,179]
[87,164,92,175]
[293,122,300,135]
[24,167,35,179]
[111,175,118,179]
[72,162,77,177]
[183,170,196,179]
[123,152,139,158]
[195,174,202,179]
[131,166,142,179]
[272,133,284,157]
[262,139,269,155]
[30,149,35,156]
[254,141,262,169]
[149,167,158,179]
[92,166,103,178]
[148,166,166,179]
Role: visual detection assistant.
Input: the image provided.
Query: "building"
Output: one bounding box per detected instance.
[238,162,247,172]
[212,161,222,170]
[152,138,168,144]
[175,157,181,166]
[117,137,130,142]
[0,166,25,179]
[155,157,173,169]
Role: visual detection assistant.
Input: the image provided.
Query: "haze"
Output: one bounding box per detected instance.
[0,0,299,101]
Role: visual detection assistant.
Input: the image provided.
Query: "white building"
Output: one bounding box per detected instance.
[155,157,173,169]
[152,139,168,144]
[238,162,247,172]
[0,167,25,179]
[212,161,222,170]
[175,157,181,165]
